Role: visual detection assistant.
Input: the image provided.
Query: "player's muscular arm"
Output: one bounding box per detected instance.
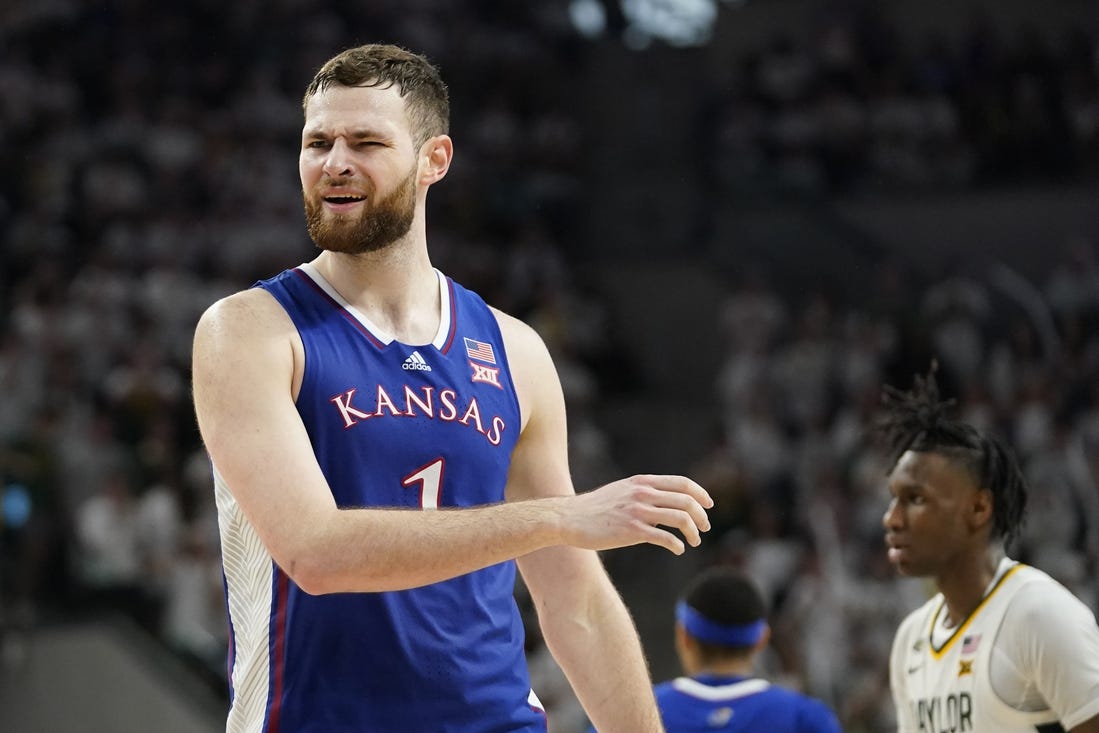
[519,544,664,733]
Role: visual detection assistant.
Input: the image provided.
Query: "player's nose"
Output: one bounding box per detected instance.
[322,138,354,178]
[882,498,903,530]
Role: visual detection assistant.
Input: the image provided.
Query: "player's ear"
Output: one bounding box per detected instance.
[418,134,452,185]
[969,487,994,531]
[753,623,772,654]
[674,623,689,657]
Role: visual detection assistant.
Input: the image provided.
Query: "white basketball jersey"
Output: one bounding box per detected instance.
[890,560,1099,732]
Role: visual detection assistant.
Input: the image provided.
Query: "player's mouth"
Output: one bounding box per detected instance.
[323,193,367,211]
[885,538,909,564]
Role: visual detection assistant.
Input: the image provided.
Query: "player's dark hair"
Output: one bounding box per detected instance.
[681,567,766,659]
[303,44,449,149]
[877,364,1027,547]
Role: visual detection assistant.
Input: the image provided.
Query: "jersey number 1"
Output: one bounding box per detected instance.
[402,459,445,509]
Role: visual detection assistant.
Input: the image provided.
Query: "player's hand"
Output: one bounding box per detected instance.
[562,475,713,554]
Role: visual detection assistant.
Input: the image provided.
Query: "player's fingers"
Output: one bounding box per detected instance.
[629,520,687,555]
[635,505,704,547]
[637,474,714,508]
[636,485,711,533]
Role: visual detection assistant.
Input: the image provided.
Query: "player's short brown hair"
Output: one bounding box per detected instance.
[303,44,449,149]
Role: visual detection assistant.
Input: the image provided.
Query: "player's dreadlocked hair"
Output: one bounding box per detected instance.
[877,363,1028,548]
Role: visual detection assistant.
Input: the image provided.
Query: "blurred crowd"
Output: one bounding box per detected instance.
[1,2,1097,732]
[697,4,1099,197]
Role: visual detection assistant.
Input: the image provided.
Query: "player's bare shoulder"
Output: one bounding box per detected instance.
[194,289,299,361]
[490,305,548,354]
[196,288,292,341]
[193,288,303,401]
[489,306,562,430]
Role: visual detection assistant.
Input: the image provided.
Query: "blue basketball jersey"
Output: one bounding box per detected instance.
[587,674,840,733]
[652,675,841,733]
[217,263,545,732]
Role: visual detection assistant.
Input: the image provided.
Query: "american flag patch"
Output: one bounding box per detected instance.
[961,634,981,655]
[464,337,496,364]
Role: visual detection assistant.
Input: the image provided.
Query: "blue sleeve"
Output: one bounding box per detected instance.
[799,696,843,733]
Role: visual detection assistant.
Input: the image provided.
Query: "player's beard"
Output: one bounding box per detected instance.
[304,166,417,255]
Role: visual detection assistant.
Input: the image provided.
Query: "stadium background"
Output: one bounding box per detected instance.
[1,0,1097,730]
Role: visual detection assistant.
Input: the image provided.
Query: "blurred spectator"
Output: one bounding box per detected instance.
[71,470,157,630]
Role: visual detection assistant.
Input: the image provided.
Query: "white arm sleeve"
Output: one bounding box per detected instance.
[992,581,1099,729]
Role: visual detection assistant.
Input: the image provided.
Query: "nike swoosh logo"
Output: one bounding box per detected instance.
[907,666,923,674]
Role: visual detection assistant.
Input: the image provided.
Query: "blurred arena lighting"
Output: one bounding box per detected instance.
[569,0,607,39]
[622,0,718,47]
[570,0,751,47]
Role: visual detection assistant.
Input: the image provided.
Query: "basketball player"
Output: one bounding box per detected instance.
[879,368,1099,732]
[588,566,841,733]
[190,44,712,732]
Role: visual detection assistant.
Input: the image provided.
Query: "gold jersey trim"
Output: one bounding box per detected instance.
[927,563,1025,660]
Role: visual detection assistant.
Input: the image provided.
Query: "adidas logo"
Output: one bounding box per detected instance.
[402,350,432,372]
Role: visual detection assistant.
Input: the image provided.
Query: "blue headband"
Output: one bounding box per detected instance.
[675,601,766,647]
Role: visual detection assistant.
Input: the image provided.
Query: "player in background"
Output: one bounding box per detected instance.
[880,366,1099,732]
[588,566,841,733]
[191,43,712,733]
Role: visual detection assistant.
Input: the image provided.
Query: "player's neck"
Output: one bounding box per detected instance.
[937,547,1005,627]
[312,245,440,342]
